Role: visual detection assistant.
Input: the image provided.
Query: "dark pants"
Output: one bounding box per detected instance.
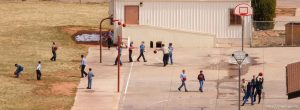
[178,80,187,91]
[252,86,256,95]
[254,90,262,103]
[81,65,87,78]
[163,54,169,66]
[51,51,56,61]
[87,79,92,89]
[15,70,22,78]
[129,50,133,62]
[107,38,112,49]
[243,92,254,105]
[36,70,41,80]
[137,51,146,62]
[115,55,122,65]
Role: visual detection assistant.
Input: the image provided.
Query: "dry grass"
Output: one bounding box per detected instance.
[0,1,108,110]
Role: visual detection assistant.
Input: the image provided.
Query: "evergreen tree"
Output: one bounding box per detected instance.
[252,0,276,21]
[252,0,276,30]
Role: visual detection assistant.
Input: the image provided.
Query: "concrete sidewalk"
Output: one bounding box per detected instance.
[71,47,131,110]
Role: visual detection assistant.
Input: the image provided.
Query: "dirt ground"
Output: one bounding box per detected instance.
[0,1,109,110]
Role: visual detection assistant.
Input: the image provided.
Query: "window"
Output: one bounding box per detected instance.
[229,9,242,25]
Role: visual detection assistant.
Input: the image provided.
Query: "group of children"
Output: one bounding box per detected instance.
[13,42,58,80]
[13,42,95,90]
[80,55,95,89]
[241,73,264,106]
[178,69,206,92]
[114,41,174,67]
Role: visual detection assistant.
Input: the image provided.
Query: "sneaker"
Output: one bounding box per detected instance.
[178,88,181,91]
[185,90,188,92]
[144,60,147,62]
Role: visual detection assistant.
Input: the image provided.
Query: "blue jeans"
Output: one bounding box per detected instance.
[15,70,23,78]
[243,89,246,100]
[243,92,254,105]
[88,79,92,89]
[199,80,204,91]
[115,55,122,65]
[169,53,173,64]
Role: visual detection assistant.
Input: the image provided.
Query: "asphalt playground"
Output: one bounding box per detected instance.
[72,46,300,110]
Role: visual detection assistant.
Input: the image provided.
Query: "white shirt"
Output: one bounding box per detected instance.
[180,73,186,80]
[36,64,41,70]
[81,58,86,65]
[158,46,169,54]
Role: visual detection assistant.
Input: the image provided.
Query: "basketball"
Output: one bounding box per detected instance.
[259,72,263,76]
[154,50,157,54]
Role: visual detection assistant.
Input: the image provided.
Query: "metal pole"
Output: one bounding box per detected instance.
[99,17,113,63]
[117,35,120,93]
[238,64,241,110]
[242,16,245,51]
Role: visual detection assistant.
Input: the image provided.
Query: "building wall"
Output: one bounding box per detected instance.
[123,25,215,48]
[114,1,252,40]
[57,0,108,3]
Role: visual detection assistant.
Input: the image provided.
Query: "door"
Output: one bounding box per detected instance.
[124,6,139,24]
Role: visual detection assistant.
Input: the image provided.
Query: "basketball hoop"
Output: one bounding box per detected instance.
[234,3,253,16]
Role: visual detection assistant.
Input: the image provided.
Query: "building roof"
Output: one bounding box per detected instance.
[119,0,250,2]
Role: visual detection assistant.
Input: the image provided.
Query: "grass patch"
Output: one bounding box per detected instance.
[0,1,108,110]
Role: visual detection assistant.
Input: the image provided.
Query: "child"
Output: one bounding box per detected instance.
[36,61,42,80]
[14,64,24,78]
[178,69,188,92]
[87,68,95,89]
[168,43,174,64]
[129,42,135,62]
[137,41,147,62]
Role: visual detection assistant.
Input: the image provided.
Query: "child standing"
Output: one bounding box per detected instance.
[168,43,174,64]
[36,61,42,80]
[87,68,95,89]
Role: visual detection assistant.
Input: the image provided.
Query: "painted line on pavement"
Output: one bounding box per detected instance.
[120,56,135,110]
[146,100,169,109]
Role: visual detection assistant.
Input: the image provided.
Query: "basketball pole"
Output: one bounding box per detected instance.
[242,16,244,51]
[99,17,113,63]
[238,65,241,110]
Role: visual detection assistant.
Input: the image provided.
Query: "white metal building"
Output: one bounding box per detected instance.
[109,0,252,47]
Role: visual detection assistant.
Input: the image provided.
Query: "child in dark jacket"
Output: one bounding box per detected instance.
[198,70,205,92]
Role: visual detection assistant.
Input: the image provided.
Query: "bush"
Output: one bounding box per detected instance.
[252,0,276,30]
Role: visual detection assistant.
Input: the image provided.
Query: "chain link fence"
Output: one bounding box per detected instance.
[252,21,300,47]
